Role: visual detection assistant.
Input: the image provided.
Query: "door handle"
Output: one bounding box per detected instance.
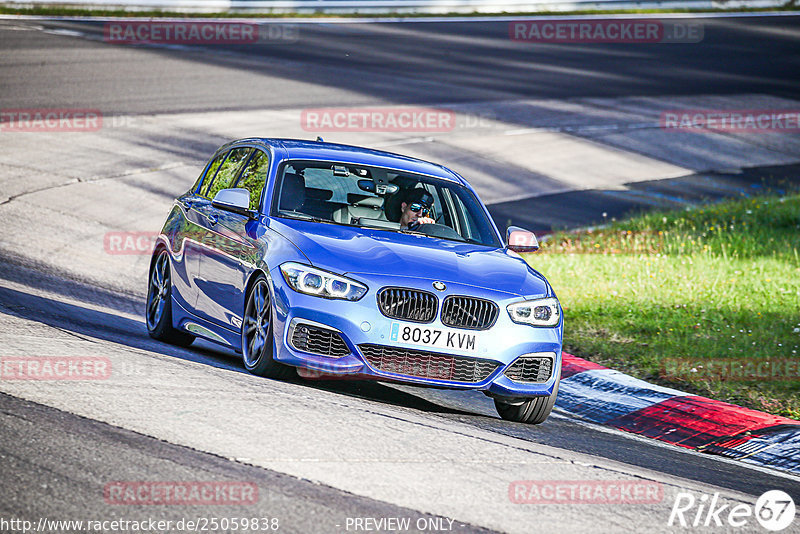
[207,213,218,225]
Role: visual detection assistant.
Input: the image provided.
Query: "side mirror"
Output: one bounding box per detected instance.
[506,226,539,253]
[211,188,254,218]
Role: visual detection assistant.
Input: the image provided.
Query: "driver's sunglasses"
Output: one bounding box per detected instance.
[409,203,431,215]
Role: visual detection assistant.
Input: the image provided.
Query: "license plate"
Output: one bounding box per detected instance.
[389,322,478,353]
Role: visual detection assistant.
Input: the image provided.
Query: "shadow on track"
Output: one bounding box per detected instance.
[0,259,474,418]
[2,255,798,500]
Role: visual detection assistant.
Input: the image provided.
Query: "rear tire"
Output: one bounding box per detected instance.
[241,276,296,380]
[494,365,560,424]
[146,248,195,347]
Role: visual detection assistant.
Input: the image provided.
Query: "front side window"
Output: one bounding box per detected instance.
[200,147,252,200]
[234,150,270,211]
[271,160,501,247]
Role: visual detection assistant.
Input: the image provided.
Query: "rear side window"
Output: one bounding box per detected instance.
[234,150,270,211]
[193,153,225,195]
[200,147,252,200]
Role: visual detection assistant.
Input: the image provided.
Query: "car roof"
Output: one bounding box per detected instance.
[227,138,466,185]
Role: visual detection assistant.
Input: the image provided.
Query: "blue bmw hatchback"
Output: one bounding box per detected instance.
[147,138,563,424]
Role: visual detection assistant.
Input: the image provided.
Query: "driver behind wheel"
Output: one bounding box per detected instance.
[399,188,435,230]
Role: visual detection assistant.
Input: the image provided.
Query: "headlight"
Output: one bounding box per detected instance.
[280,262,367,301]
[507,297,561,327]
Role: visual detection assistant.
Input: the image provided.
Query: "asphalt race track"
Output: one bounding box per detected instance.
[1,13,799,533]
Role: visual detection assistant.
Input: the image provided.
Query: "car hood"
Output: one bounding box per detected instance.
[269,218,549,297]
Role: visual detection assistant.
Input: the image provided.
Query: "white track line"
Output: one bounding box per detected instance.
[1,11,799,23]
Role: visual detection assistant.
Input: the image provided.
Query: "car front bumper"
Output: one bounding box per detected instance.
[269,268,562,398]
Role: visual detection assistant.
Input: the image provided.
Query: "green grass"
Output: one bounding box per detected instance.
[526,192,800,419]
[0,4,797,18]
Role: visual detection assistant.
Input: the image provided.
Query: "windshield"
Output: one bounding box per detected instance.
[271,160,502,247]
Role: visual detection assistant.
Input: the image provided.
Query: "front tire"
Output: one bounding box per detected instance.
[241,276,296,380]
[494,365,560,424]
[146,248,195,347]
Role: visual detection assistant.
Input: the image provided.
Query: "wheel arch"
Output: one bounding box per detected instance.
[149,237,171,271]
[242,267,272,323]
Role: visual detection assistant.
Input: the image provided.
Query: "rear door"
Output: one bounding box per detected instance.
[169,151,226,313]
[195,148,271,331]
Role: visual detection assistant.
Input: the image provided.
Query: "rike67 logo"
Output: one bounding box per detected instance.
[669,490,795,531]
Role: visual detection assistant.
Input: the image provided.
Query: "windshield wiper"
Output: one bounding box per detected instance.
[397,229,428,236]
[281,212,330,224]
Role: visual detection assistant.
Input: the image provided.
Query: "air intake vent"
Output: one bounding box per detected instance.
[377,287,437,323]
[291,324,350,358]
[504,355,553,383]
[359,344,498,383]
[440,296,498,330]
